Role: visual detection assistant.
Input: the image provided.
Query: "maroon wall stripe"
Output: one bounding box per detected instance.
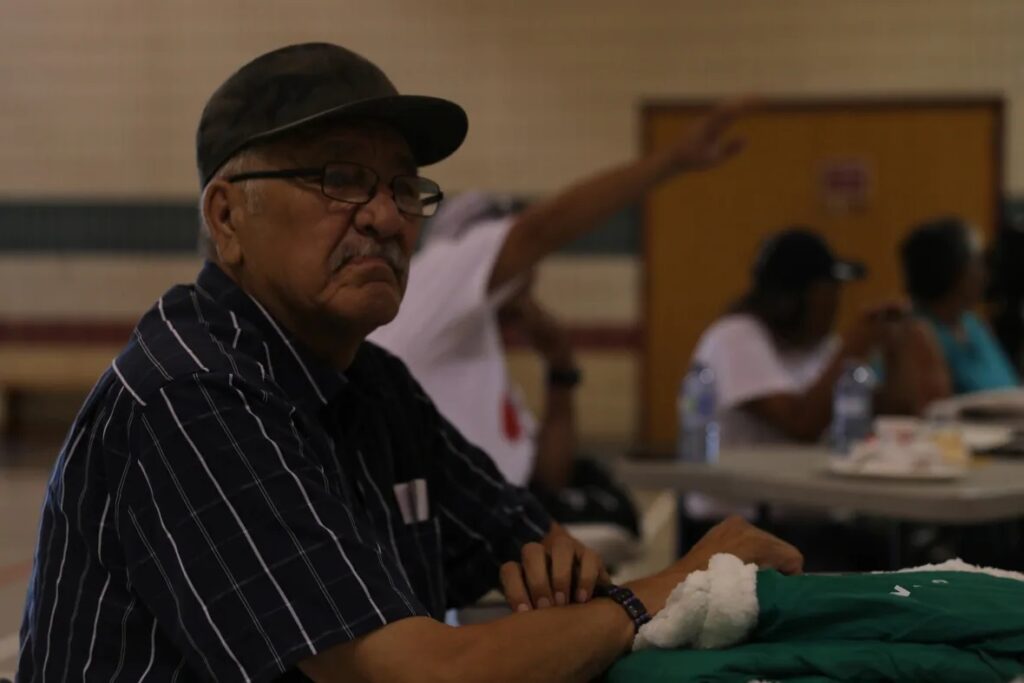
[0,320,640,351]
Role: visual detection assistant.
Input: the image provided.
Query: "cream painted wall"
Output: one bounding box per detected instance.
[3,1,1024,200]
[506,350,638,444]
[0,255,201,318]
[5,1,1024,442]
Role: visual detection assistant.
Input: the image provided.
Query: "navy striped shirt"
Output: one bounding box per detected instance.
[17,261,550,682]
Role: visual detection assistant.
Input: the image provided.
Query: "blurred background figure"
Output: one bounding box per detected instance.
[901,216,1020,395]
[371,101,747,563]
[682,228,949,570]
[987,210,1024,372]
[693,228,936,450]
[377,192,643,550]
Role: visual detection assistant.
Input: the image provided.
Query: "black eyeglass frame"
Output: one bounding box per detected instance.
[226,162,444,217]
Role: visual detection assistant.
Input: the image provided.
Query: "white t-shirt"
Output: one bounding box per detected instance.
[687,313,839,518]
[369,218,537,485]
[694,313,839,447]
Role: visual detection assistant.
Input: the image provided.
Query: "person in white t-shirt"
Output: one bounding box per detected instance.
[372,195,546,486]
[695,228,937,449]
[372,101,749,530]
[687,229,943,569]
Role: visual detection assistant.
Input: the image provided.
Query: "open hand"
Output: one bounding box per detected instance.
[628,516,802,615]
[686,515,803,575]
[666,98,752,172]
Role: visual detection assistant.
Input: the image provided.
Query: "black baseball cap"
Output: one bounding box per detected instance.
[196,42,468,187]
[753,228,867,290]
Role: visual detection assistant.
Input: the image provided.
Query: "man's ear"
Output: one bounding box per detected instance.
[202,179,244,266]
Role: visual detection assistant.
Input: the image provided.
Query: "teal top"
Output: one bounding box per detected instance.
[924,311,1019,394]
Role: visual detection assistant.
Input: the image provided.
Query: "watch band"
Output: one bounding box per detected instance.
[594,583,651,633]
[547,366,582,388]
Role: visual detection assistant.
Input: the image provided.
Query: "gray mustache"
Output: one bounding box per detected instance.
[331,240,407,276]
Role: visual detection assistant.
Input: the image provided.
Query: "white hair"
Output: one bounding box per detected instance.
[197,148,266,260]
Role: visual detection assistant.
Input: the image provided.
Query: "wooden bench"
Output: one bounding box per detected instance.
[0,344,120,436]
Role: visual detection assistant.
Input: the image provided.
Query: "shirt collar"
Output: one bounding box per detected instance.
[195,260,350,410]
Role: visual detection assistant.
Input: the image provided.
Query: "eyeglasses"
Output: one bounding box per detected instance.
[227,162,444,217]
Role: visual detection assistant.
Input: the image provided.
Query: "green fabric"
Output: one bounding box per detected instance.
[609,642,1022,683]
[605,570,1024,683]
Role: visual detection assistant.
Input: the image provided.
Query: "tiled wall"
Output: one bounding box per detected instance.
[4,1,1024,198]
[4,0,1024,441]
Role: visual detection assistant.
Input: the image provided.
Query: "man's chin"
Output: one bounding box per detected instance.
[327,284,402,330]
[363,299,401,330]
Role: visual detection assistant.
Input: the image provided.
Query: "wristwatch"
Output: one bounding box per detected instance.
[547,366,582,388]
[593,583,652,633]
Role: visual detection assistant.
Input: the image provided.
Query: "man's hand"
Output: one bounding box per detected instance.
[500,525,610,612]
[629,516,802,615]
[843,300,912,359]
[664,98,751,173]
[685,515,803,575]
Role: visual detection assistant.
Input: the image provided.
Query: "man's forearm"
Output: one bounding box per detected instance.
[302,598,636,683]
[876,341,925,415]
[532,385,576,492]
[301,515,804,683]
[449,599,634,683]
[794,351,851,437]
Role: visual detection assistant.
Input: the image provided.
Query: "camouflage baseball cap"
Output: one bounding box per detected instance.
[196,42,468,187]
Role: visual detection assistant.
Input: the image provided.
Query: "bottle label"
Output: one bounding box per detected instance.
[835,395,869,416]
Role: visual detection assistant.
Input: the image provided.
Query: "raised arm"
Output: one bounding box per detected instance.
[487,99,749,293]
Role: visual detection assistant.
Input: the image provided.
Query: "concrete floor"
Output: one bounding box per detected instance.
[0,439,55,678]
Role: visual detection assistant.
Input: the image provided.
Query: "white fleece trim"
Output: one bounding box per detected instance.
[633,553,759,651]
[878,558,1024,583]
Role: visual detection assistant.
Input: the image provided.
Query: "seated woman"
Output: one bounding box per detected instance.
[694,228,941,449]
[901,216,1019,394]
[687,228,947,569]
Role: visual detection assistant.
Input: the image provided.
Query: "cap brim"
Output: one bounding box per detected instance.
[246,94,468,167]
[831,260,868,282]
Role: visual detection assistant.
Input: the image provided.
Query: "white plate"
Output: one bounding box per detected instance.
[827,458,967,481]
[959,423,1014,452]
[927,388,1024,421]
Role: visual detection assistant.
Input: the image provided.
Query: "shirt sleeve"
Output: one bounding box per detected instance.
[114,372,426,683]
[695,316,798,410]
[407,377,552,608]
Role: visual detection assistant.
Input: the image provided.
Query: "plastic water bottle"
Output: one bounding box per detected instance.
[677,362,719,463]
[831,361,876,455]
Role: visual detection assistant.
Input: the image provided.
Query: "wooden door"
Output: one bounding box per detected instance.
[642,99,1003,449]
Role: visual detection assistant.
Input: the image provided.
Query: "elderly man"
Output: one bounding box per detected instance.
[17,43,801,683]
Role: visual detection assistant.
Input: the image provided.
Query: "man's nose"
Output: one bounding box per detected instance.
[352,186,405,240]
